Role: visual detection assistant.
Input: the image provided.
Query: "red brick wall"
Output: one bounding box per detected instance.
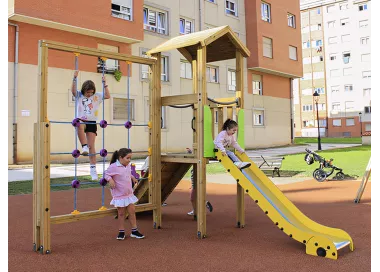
[327,116,366,137]
[245,0,303,77]
[13,0,143,41]
[247,71,291,99]
[8,22,131,74]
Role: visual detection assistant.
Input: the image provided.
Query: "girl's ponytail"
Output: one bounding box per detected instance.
[110,150,119,164]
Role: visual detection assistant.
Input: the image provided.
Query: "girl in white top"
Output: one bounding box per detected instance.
[71,70,111,180]
[214,119,251,170]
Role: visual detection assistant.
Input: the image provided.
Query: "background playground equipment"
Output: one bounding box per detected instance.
[354,157,371,203]
[304,148,345,182]
[33,26,353,259]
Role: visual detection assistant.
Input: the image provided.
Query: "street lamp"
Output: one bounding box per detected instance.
[313,91,322,151]
[359,112,362,137]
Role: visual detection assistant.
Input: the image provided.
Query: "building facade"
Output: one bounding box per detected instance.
[294,0,371,138]
[8,0,302,164]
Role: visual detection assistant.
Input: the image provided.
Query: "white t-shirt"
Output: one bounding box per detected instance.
[75,91,104,121]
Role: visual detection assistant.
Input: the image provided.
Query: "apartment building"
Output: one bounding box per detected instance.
[294,0,371,137]
[8,0,302,164]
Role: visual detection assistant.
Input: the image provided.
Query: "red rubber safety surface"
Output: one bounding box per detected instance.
[9,179,370,272]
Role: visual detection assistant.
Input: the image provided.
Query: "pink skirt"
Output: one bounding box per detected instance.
[110,195,138,207]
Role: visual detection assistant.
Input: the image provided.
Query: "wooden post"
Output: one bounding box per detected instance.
[354,157,371,203]
[235,50,245,228]
[196,46,207,238]
[150,53,162,229]
[192,58,198,218]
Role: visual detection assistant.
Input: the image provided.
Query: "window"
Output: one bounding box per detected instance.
[161,106,167,129]
[341,18,349,27]
[363,88,371,96]
[359,20,368,28]
[316,40,323,47]
[330,53,337,61]
[358,3,368,11]
[341,34,350,43]
[302,41,310,49]
[346,118,355,126]
[365,124,371,131]
[343,68,352,76]
[179,18,193,34]
[344,85,353,92]
[289,46,297,60]
[261,2,271,22]
[287,13,295,28]
[364,106,371,113]
[318,24,322,30]
[316,103,326,111]
[318,119,327,127]
[228,69,236,91]
[141,52,149,79]
[327,5,336,13]
[332,103,341,111]
[161,56,169,81]
[206,66,219,83]
[302,89,312,96]
[316,8,321,14]
[343,52,351,64]
[328,21,335,28]
[362,71,371,79]
[253,109,264,126]
[331,86,339,93]
[226,0,238,16]
[302,105,313,112]
[111,0,133,21]
[333,119,342,126]
[345,101,354,112]
[97,44,119,74]
[180,61,192,79]
[340,1,348,10]
[113,98,135,120]
[361,54,370,62]
[361,37,369,45]
[263,37,273,58]
[252,74,262,95]
[143,7,168,34]
[303,120,312,127]
[207,0,215,2]
[315,87,325,94]
[328,37,337,44]
[330,69,339,78]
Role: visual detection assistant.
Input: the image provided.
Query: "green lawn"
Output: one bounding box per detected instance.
[9,146,370,196]
[294,137,362,144]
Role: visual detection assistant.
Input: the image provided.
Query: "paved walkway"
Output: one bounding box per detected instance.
[8,143,360,183]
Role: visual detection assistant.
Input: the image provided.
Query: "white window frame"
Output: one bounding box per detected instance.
[360,37,369,45]
[143,6,168,35]
[289,45,297,60]
[333,119,342,126]
[302,104,313,112]
[315,87,325,94]
[330,69,339,78]
[363,88,371,96]
[161,56,169,81]
[362,71,371,78]
[327,5,336,13]
[343,52,351,64]
[226,0,238,17]
[358,3,368,11]
[97,44,119,74]
[332,103,341,111]
[343,67,352,76]
[263,36,273,58]
[340,1,349,10]
[252,80,262,95]
[261,2,271,22]
[344,84,353,92]
[228,69,236,92]
[111,0,133,21]
[359,20,368,28]
[365,123,371,131]
[161,106,167,129]
[346,118,355,126]
[341,18,349,27]
[327,21,335,28]
[328,36,337,44]
[206,66,219,83]
[341,34,350,43]
[179,17,193,34]
[287,13,296,28]
[331,86,339,93]
[180,60,192,79]
[330,53,337,61]
[253,108,265,126]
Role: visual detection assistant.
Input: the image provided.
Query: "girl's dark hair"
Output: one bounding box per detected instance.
[110,148,132,164]
[222,119,238,131]
[81,80,96,95]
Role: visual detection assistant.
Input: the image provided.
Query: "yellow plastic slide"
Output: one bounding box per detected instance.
[215,150,354,260]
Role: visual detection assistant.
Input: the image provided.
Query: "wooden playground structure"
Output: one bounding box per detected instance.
[33,26,250,254]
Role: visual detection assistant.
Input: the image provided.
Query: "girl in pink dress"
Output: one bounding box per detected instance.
[105,148,145,240]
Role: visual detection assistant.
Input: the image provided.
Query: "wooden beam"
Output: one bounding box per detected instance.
[51,204,156,225]
[196,45,207,239]
[161,156,198,164]
[177,48,193,62]
[203,28,229,47]
[161,94,197,106]
[236,50,245,228]
[33,123,39,252]
[38,41,48,123]
[151,53,162,229]
[41,40,155,65]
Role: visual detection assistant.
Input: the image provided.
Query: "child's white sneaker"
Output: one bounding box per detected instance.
[187,210,194,216]
[90,167,98,180]
[234,162,251,170]
[82,145,89,156]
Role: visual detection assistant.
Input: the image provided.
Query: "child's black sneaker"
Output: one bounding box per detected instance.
[206,201,213,212]
[130,230,145,239]
[116,231,126,240]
